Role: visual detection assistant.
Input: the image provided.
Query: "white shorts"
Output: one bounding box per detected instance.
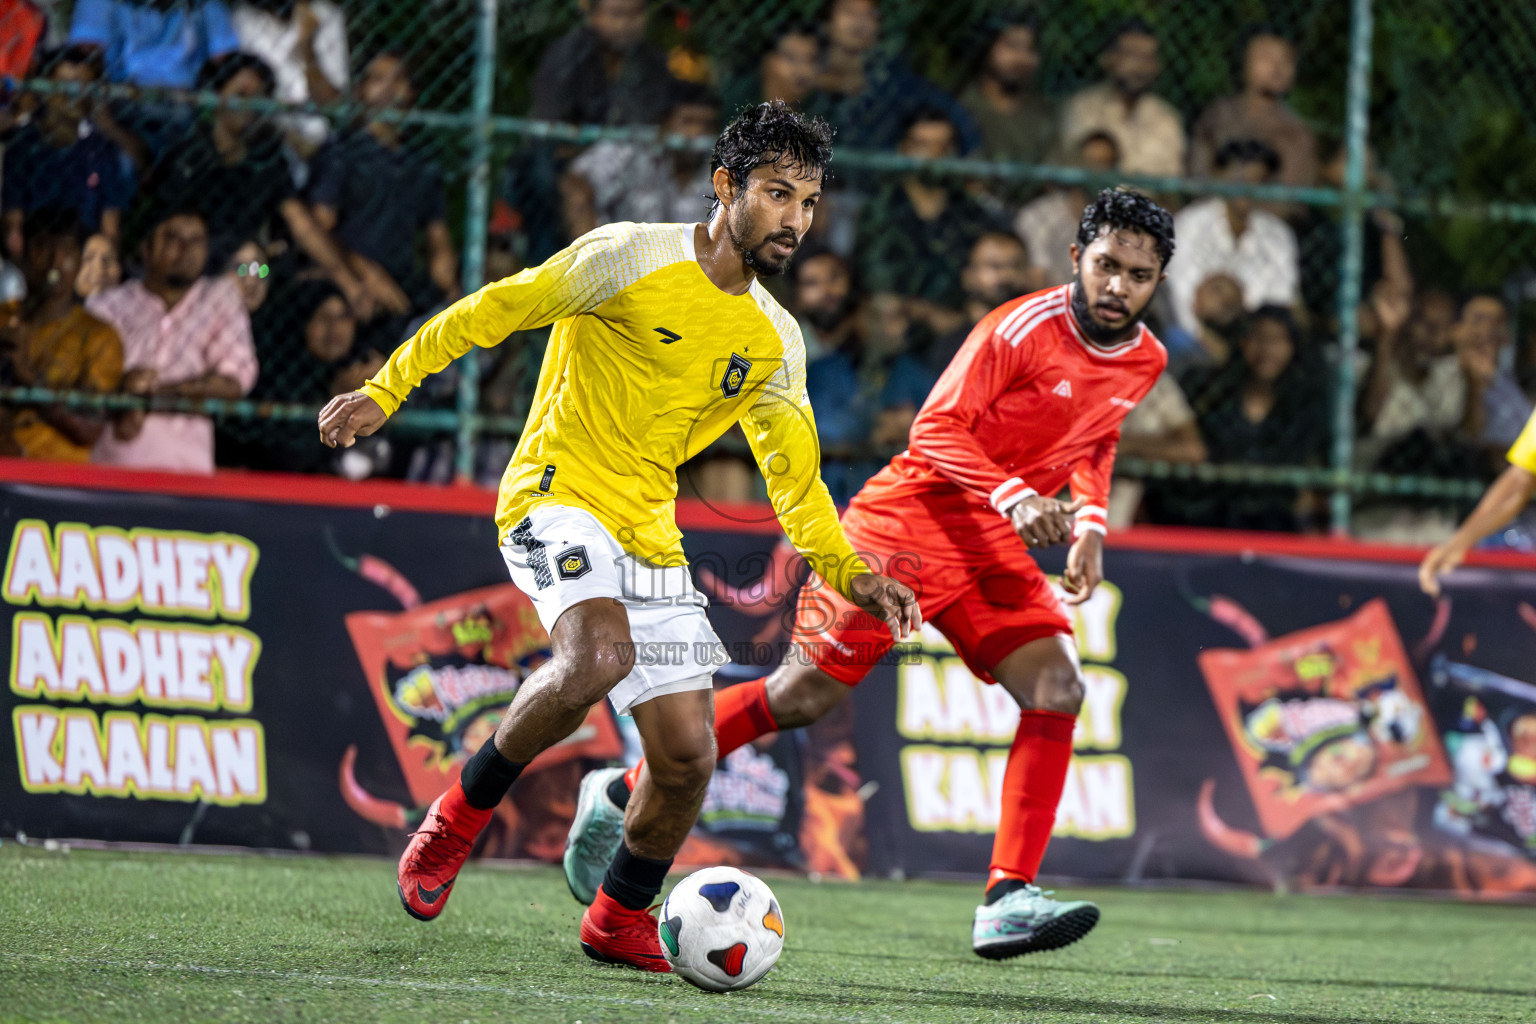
[500,503,722,715]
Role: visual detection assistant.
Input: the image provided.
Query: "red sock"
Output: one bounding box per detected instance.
[988,709,1076,888]
[624,677,777,791]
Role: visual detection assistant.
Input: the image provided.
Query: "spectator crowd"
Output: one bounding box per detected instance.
[0,0,1529,542]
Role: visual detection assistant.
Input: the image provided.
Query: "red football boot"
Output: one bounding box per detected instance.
[396,785,493,921]
[579,888,672,972]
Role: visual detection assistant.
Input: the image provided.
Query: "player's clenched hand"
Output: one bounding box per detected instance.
[1010,495,1085,549]
[318,391,387,448]
[1061,529,1103,606]
[1418,539,1467,597]
[849,573,922,641]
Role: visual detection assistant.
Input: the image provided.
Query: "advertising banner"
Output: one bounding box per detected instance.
[0,464,620,857]
[850,536,1536,896]
[5,461,1536,896]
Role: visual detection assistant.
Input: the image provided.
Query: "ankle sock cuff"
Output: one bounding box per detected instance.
[600,841,672,911]
[459,743,526,809]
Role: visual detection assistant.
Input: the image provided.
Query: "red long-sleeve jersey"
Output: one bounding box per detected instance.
[852,285,1166,539]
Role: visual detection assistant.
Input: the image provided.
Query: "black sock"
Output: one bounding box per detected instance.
[600,841,672,911]
[459,743,526,810]
[606,773,632,810]
[985,877,1031,905]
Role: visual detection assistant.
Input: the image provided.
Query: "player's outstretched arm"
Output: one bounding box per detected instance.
[318,391,387,448]
[848,572,922,641]
[1419,463,1536,596]
[354,227,629,421]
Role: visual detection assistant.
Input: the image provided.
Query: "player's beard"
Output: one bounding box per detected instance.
[728,209,797,277]
[1071,281,1145,346]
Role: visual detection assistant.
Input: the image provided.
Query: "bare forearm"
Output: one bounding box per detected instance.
[1117,431,1206,464]
[430,249,460,298]
[93,116,149,169]
[113,409,145,441]
[303,60,341,105]
[424,221,460,299]
[1450,465,1536,551]
[1121,414,1204,465]
[284,202,359,285]
[559,173,597,239]
[163,374,244,401]
[1461,378,1487,439]
[1378,227,1412,297]
[39,406,106,447]
[1361,334,1399,424]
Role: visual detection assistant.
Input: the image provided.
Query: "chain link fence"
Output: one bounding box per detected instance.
[1,0,1533,542]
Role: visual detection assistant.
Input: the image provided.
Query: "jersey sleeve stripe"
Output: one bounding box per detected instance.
[1006,300,1069,348]
[995,287,1067,338]
[991,478,1035,515]
[1075,505,1108,520]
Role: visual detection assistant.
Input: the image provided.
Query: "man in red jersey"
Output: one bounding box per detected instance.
[565,188,1174,959]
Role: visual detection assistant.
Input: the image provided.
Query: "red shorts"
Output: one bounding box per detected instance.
[791,504,1073,686]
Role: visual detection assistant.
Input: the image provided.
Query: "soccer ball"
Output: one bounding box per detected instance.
[657,866,785,992]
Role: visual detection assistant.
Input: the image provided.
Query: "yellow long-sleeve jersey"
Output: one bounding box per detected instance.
[1510,408,1536,475]
[360,221,871,599]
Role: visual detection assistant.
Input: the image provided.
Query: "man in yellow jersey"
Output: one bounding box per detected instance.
[317,101,921,971]
[1420,406,1536,595]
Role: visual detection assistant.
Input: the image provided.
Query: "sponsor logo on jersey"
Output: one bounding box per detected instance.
[555,544,592,581]
[1052,379,1073,398]
[720,352,752,398]
[654,327,682,344]
[1110,396,1136,409]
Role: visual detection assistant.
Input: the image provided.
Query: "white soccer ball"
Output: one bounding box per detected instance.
[657,866,785,992]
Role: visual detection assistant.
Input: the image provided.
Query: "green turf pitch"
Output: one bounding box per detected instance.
[1,845,1532,1023]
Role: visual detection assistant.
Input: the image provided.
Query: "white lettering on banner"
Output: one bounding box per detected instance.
[6,519,267,806]
[900,745,1135,838]
[10,613,260,712]
[897,659,1126,752]
[893,575,1133,841]
[3,521,259,620]
[10,706,266,804]
[1079,667,1127,750]
[1055,756,1135,838]
[899,659,1020,744]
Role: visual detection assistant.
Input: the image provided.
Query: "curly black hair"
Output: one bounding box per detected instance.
[21,206,84,249]
[196,52,277,95]
[711,100,835,213]
[1214,137,1281,176]
[1076,187,1176,269]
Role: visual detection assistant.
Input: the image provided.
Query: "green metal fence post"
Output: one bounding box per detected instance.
[455,0,499,482]
[1331,0,1376,533]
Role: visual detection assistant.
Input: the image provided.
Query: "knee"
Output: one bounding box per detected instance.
[648,734,716,797]
[551,640,634,708]
[1025,660,1084,716]
[548,601,635,705]
[765,667,848,727]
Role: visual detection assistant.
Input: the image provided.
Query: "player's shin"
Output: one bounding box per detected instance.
[623,687,716,855]
[581,689,714,970]
[987,709,1077,901]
